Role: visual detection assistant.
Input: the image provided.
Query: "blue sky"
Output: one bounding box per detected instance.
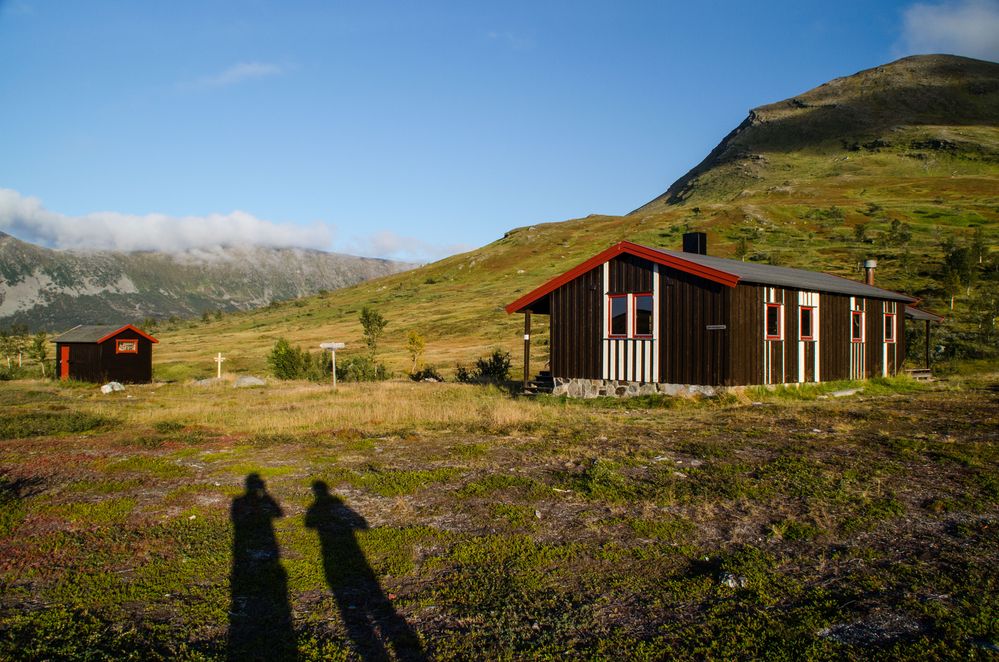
[1,0,997,261]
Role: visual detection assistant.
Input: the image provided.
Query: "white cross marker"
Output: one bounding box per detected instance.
[214,352,226,379]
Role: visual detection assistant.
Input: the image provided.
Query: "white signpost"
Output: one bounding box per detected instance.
[214,352,225,379]
[319,342,346,389]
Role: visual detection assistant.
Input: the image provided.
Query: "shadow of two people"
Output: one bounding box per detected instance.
[228,474,425,661]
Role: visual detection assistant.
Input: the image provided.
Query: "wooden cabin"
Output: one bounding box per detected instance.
[506,235,918,396]
[51,324,158,384]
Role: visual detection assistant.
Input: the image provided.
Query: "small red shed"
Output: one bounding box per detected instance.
[51,324,158,383]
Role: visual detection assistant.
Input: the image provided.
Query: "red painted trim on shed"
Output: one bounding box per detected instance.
[96,325,159,344]
[505,241,740,314]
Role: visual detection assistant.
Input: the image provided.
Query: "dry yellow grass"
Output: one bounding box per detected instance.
[68,379,572,436]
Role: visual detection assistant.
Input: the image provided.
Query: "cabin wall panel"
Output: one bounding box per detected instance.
[549,265,602,379]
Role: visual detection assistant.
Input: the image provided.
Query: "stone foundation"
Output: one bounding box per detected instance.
[551,377,720,399]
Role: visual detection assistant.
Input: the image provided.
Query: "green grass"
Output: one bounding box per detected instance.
[0,411,112,440]
[0,370,996,659]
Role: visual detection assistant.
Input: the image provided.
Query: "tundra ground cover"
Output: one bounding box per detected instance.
[0,374,997,659]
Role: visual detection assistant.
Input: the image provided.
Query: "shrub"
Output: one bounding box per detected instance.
[475,349,511,382]
[410,366,443,382]
[336,355,389,382]
[267,338,305,379]
[455,349,511,384]
[267,338,333,381]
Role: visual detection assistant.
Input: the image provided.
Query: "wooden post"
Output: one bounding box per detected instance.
[331,350,337,391]
[523,312,531,389]
[214,352,225,379]
[925,319,931,369]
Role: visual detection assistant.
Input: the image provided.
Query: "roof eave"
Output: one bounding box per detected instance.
[505,241,740,314]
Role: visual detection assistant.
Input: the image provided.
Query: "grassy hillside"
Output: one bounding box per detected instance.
[152,55,999,380]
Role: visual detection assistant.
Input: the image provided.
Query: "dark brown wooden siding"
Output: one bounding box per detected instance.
[57,331,154,383]
[659,269,729,386]
[549,265,602,379]
[607,254,654,294]
[819,293,851,381]
[729,285,763,385]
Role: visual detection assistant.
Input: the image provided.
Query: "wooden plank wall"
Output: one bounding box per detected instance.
[549,265,603,379]
[100,331,154,383]
[659,269,729,386]
[607,254,653,294]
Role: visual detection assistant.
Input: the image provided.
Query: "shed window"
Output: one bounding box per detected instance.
[634,294,654,337]
[851,310,865,342]
[609,295,628,337]
[799,306,815,341]
[884,313,896,343]
[116,339,138,354]
[765,303,783,340]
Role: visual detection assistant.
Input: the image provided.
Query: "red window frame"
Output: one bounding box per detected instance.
[799,306,815,341]
[607,294,629,338]
[115,338,139,354]
[765,303,783,340]
[851,310,865,343]
[884,313,896,343]
[632,293,654,338]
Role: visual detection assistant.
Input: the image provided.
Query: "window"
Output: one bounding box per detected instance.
[607,293,654,339]
[799,306,815,341]
[609,295,628,337]
[851,310,865,342]
[884,313,896,343]
[633,294,654,337]
[765,303,783,340]
[116,339,138,354]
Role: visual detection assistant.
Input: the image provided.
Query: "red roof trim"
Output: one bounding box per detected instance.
[96,324,159,344]
[504,241,740,314]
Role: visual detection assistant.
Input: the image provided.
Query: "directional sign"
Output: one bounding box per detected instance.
[319,342,346,390]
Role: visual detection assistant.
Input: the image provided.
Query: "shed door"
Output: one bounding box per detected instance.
[60,346,70,380]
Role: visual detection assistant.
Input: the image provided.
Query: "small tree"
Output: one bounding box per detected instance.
[359,308,388,356]
[267,338,305,379]
[406,330,426,372]
[29,332,48,377]
[0,330,12,369]
[735,237,749,261]
[853,223,868,243]
[9,324,28,367]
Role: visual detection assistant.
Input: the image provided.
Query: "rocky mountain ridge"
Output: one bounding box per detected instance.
[0,231,413,330]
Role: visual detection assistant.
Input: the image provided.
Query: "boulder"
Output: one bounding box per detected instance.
[234,376,266,388]
[100,382,125,394]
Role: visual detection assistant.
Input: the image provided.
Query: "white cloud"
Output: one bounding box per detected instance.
[181,61,285,90]
[344,230,472,263]
[897,0,999,61]
[0,188,332,253]
[0,189,469,262]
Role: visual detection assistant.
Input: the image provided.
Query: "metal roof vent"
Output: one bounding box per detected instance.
[682,232,707,255]
[864,258,877,285]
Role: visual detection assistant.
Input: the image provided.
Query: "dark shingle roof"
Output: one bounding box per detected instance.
[51,324,158,344]
[648,247,917,303]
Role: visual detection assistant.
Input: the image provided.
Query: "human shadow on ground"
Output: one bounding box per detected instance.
[228,473,297,661]
[305,480,426,661]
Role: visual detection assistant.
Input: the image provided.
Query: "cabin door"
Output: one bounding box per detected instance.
[60,346,70,380]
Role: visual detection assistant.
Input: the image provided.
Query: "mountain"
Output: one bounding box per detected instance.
[56,54,999,376]
[633,54,999,210]
[0,231,414,331]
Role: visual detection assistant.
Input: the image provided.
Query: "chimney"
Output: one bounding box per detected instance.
[864,259,877,285]
[682,232,708,255]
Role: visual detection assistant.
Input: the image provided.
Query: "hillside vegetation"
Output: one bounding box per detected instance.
[151,55,999,381]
